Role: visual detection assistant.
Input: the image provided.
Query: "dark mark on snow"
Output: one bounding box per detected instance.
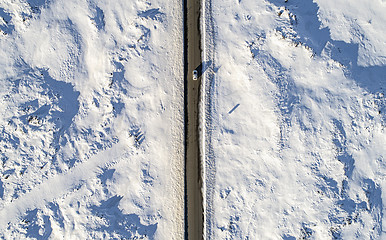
[228,104,240,114]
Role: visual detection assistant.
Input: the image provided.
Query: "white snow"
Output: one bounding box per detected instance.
[202,0,386,239]
[2,0,385,238]
[315,0,386,67]
[0,0,184,239]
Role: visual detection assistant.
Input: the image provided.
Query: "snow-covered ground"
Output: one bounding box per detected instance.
[202,0,386,239]
[0,0,184,239]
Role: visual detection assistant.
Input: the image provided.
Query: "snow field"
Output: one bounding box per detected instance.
[0,0,184,239]
[202,0,386,238]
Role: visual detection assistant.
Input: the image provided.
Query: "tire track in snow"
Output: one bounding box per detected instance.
[201,0,218,238]
[0,139,129,229]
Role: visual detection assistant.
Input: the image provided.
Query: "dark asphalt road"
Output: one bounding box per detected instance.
[185,0,203,238]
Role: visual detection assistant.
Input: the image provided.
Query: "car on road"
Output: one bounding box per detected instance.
[192,70,198,80]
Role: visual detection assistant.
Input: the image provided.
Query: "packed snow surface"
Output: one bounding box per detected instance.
[0,0,184,239]
[202,0,386,239]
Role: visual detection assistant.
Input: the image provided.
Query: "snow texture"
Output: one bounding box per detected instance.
[0,0,184,239]
[202,0,386,239]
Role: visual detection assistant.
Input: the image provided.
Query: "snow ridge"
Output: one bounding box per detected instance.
[201,0,218,238]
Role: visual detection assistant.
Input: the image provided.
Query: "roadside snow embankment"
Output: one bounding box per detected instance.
[0,0,184,239]
[202,0,386,239]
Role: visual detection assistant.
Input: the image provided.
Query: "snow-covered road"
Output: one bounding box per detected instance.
[0,131,128,228]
